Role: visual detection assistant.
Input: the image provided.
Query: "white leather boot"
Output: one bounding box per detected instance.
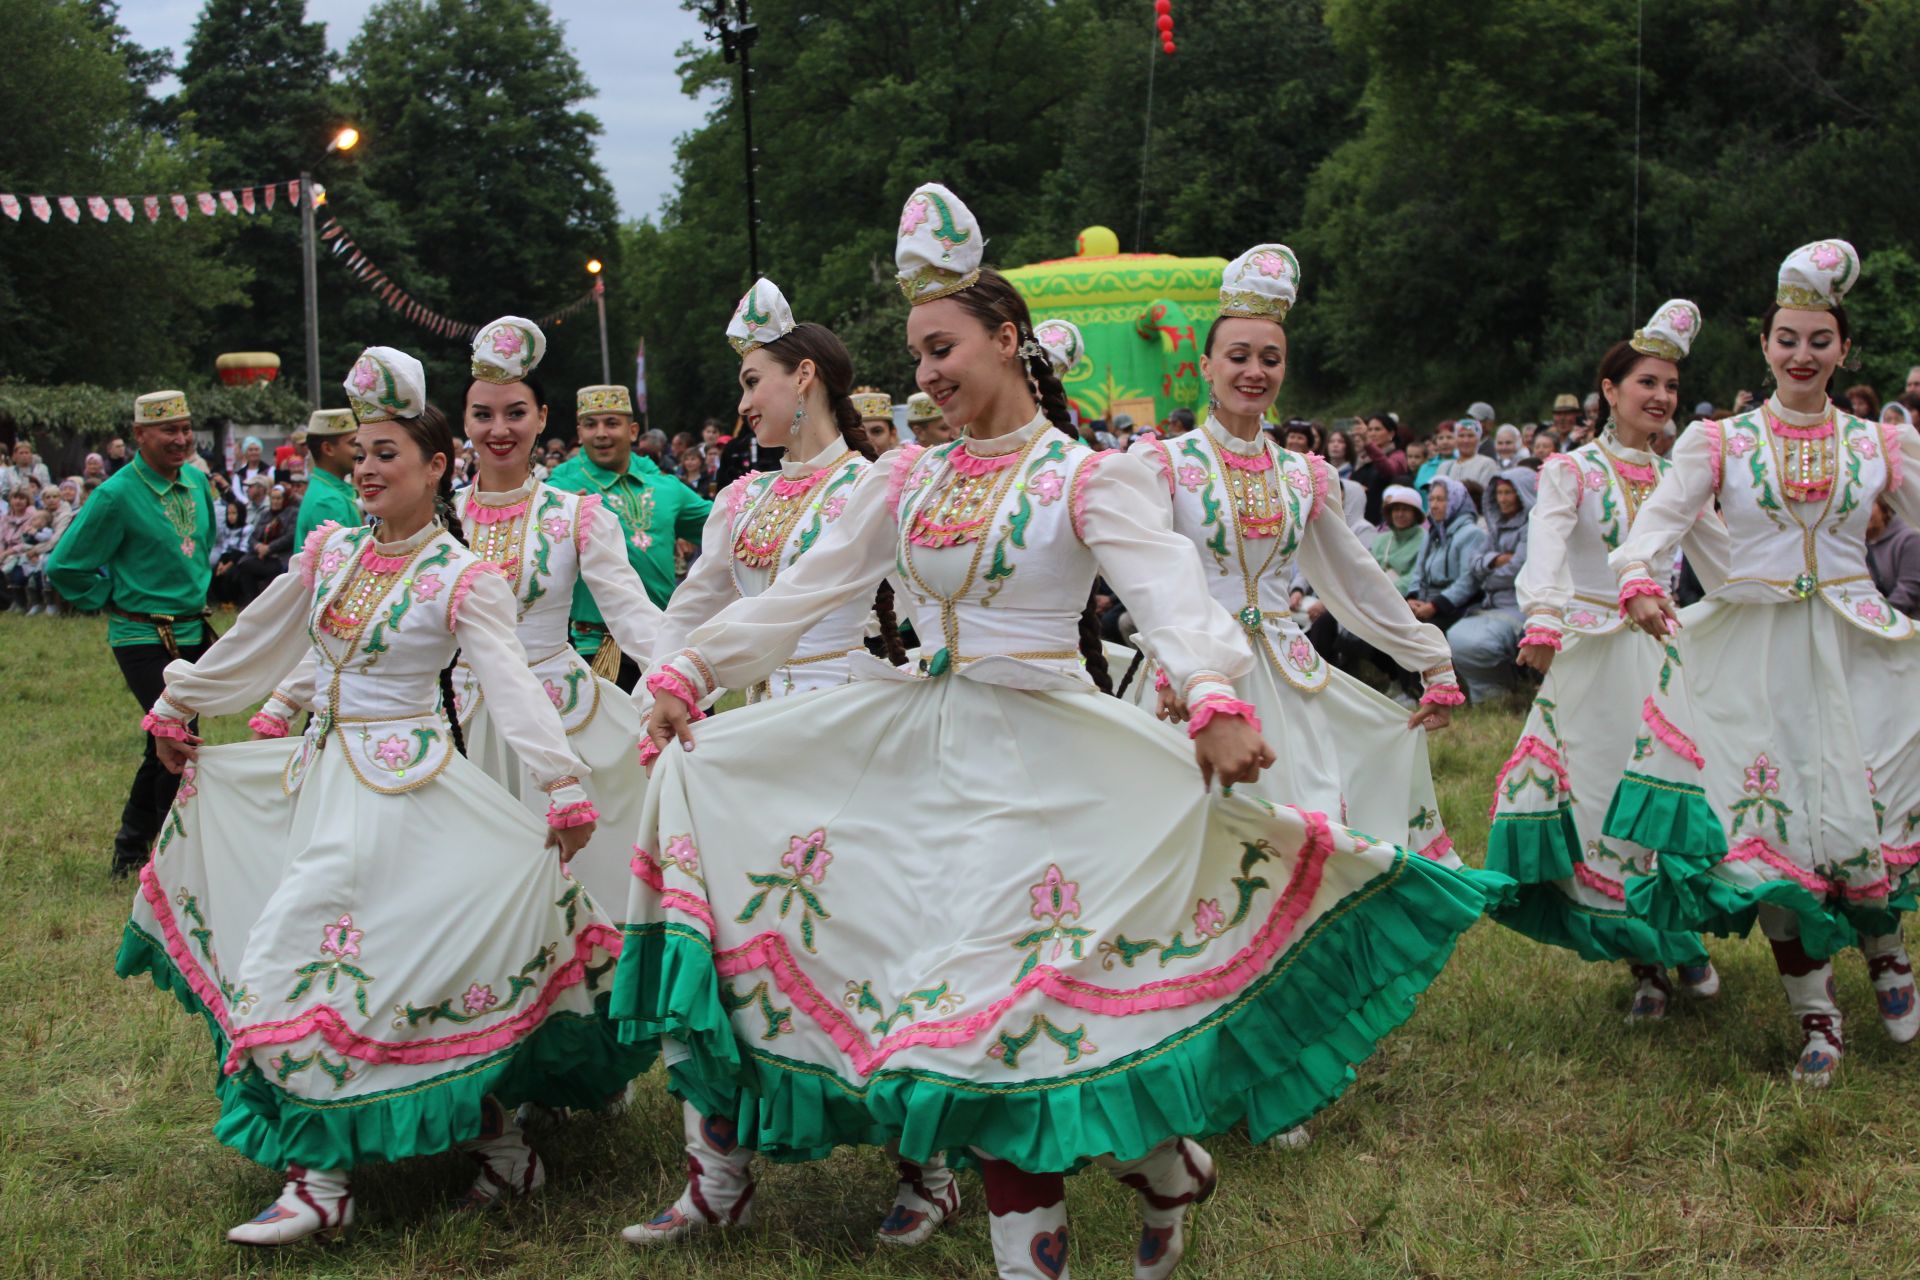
[875,1148,961,1247]
[1862,931,1920,1043]
[620,1104,756,1245]
[1099,1138,1216,1280]
[226,1165,352,1246]
[457,1095,546,1210]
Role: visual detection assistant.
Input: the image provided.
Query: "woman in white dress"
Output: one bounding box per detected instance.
[617,184,1490,1280]
[620,281,955,1250]
[1609,241,1920,1084]
[1487,301,1730,1020]
[115,347,643,1244]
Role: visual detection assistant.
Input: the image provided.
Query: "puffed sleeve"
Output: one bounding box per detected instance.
[1515,456,1583,639]
[1073,451,1253,709]
[1608,422,1721,597]
[651,483,744,666]
[652,449,905,701]
[145,568,313,723]
[1297,485,1455,683]
[575,495,663,670]
[452,567,590,797]
[1883,421,1920,530]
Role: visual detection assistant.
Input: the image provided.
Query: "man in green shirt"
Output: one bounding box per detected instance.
[294,408,360,546]
[48,389,218,878]
[547,384,712,690]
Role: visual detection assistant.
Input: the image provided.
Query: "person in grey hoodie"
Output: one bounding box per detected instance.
[1446,467,1536,700]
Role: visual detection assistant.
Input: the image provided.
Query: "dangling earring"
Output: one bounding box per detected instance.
[1208,389,1222,412]
[791,402,806,439]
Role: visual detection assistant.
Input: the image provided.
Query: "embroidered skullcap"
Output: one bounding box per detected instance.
[1630,299,1702,362]
[577,385,634,416]
[305,408,357,438]
[906,392,941,424]
[727,277,797,354]
[1776,240,1859,311]
[344,347,427,424]
[470,316,547,384]
[1033,319,1086,376]
[850,388,893,422]
[895,183,984,305]
[1218,244,1300,321]
[134,390,190,424]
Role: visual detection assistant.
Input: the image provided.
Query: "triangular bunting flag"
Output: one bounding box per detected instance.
[143,195,160,222]
[0,195,18,221]
[196,192,217,216]
[264,184,276,210]
[241,188,256,214]
[114,197,134,222]
[58,197,80,222]
[287,180,301,207]
[172,194,189,220]
[29,195,49,222]
[218,190,238,214]
[87,196,109,222]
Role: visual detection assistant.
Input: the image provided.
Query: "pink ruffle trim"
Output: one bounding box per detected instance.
[1144,439,1175,496]
[637,738,662,767]
[1185,695,1262,738]
[1884,421,1905,493]
[1618,577,1667,615]
[1641,695,1704,769]
[724,474,754,523]
[141,712,191,740]
[297,521,341,589]
[1519,627,1564,652]
[1418,834,1455,863]
[447,561,507,630]
[1215,447,1273,473]
[1612,457,1658,486]
[247,712,290,738]
[362,546,410,573]
[1154,668,1171,692]
[1720,835,1884,898]
[573,493,603,552]
[885,445,928,519]
[1882,842,1920,868]
[1573,861,1627,901]
[546,798,598,829]
[1700,420,1724,491]
[945,447,1019,478]
[1307,456,1334,523]
[1420,683,1465,707]
[645,668,709,721]
[1488,734,1569,816]
[1070,449,1116,542]
[464,496,529,524]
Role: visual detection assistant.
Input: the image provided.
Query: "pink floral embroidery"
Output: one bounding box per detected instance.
[898,196,930,238]
[1854,433,1879,460]
[1668,307,1695,334]
[1176,464,1208,491]
[1583,467,1607,491]
[175,762,198,803]
[1725,432,1755,458]
[490,327,525,358]
[1811,243,1842,271]
[631,530,654,551]
[411,573,443,601]
[1251,250,1289,278]
[1029,864,1082,924]
[664,834,700,875]
[462,982,497,1014]
[1287,636,1315,668]
[319,548,346,576]
[320,914,363,960]
[1193,898,1226,936]
[1286,469,1311,492]
[350,359,378,393]
[780,829,832,884]
[1744,754,1780,793]
[542,679,565,708]
[1566,608,1602,628]
[1856,598,1890,626]
[822,495,849,520]
[372,735,410,769]
[1030,469,1065,505]
[541,515,570,541]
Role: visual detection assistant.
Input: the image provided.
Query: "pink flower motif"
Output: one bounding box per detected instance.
[462,982,496,1014]
[1193,898,1226,936]
[175,762,198,803]
[664,834,700,875]
[1811,243,1843,271]
[631,530,653,551]
[543,679,566,708]
[1288,636,1314,668]
[541,515,570,541]
[1668,307,1695,334]
[350,359,379,393]
[1743,753,1780,794]
[1584,469,1607,491]
[1726,434,1756,457]
[1566,608,1601,627]
[1854,434,1879,459]
[1041,329,1070,351]
[898,196,930,238]
[318,548,347,576]
[372,735,411,770]
[1030,469,1065,505]
[320,914,363,959]
[411,573,443,600]
[822,495,849,520]
[781,828,832,884]
[1176,464,1208,491]
[1286,470,1311,492]
[1029,864,1081,923]
[1856,598,1889,626]
[490,327,525,358]
[1251,251,1289,279]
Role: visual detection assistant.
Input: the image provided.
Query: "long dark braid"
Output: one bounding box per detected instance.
[765,322,910,666]
[390,402,469,756]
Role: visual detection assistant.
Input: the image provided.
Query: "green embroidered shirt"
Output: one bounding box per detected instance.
[294,466,360,548]
[47,454,217,647]
[547,452,712,649]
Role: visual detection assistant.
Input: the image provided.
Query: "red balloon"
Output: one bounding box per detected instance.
[1162,40,1176,53]
[1156,14,1173,31]
[1154,0,1171,12]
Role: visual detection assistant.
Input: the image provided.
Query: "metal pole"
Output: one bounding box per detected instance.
[594,280,611,384]
[300,169,321,411]
[738,2,760,277]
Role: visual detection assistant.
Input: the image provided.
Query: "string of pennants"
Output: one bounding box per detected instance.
[319,213,600,342]
[0,179,309,224]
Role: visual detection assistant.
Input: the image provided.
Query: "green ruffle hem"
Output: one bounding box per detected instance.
[611,849,1486,1172]
[1487,802,1707,966]
[1604,772,1911,961]
[116,922,654,1171]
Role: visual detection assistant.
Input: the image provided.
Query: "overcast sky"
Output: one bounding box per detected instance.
[117,0,718,221]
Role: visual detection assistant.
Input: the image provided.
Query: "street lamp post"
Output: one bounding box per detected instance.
[587,259,610,384]
[301,126,360,410]
[702,2,761,277]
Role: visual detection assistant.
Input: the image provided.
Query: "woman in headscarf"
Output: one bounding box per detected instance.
[1371,485,1428,593]
[231,436,274,491]
[1408,476,1488,634]
[1446,468,1536,700]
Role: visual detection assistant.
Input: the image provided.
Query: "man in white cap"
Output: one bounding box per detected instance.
[47,389,217,878]
[293,408,360,545]
[852,387,899,453]
[906,391,955,444]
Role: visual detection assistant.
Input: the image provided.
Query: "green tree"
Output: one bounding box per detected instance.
[0,0,245,386]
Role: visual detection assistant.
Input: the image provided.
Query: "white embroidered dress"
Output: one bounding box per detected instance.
[453,479,660,921]
[1132,420,1460,857]
[1605,403,1920,957]
[1486,435,1730,964]
[118,522,644,1172]
[613,416,1489,1171]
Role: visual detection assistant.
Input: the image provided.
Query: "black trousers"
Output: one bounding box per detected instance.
[111,637,211,873]
[609,652,642,695]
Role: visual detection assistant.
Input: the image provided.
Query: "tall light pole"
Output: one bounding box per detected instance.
[301,126,360,410]
[701,2,761,277]
[586,259,610,384]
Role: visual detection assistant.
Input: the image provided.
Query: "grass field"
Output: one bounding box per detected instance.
[2,612,1916,1279]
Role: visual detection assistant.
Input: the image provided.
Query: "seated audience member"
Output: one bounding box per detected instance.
[1446,470,1535,702]
[1868,496,1920,618]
